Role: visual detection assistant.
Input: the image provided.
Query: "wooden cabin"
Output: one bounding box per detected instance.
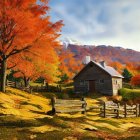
[73,61,123,96]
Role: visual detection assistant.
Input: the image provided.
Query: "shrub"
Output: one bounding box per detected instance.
[119,88,140,101]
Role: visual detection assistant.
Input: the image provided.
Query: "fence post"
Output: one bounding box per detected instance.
[15,81,17,88]
[81,97,86,114]
[46,83,49,91]
[138,104,140,117]
[51,97,56,114]
[103,102,106,118]
[117,103,120,118]
[30,87,32,93]
[136,104,138,117]
[124,103,127,118]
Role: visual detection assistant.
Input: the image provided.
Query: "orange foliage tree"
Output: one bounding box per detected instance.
[109,61,124,73]
[131,75,140,86]
[59,49,83,83]
[126,62,139,76]
[12,46,60,87]
[0,0,63,92]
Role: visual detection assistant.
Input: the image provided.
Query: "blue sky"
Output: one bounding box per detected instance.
[49,0,140,51]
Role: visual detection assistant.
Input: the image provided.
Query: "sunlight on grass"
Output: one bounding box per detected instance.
[28,125,60,133]
[0,87,51,119]
[0,87,140,140]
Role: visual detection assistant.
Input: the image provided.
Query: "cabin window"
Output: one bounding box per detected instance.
[99,79,104,84]
[80,81,85,86]
[113,79,118,85]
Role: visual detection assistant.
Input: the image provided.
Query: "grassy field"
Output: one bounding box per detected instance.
[0,88,140,140]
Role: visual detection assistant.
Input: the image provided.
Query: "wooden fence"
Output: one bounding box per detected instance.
[31,85,62,92]
[6,80,32,93]
[6,80,62,93]
[6,80,17,88]
[101,101,140,118]
[51,97,87,114]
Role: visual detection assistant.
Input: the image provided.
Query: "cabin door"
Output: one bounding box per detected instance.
[89,80,96,93]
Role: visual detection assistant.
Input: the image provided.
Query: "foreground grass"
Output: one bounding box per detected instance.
[0,88,140,140]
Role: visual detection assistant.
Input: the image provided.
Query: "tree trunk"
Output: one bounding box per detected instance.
[24,77,30,87]
[0,59,7,92]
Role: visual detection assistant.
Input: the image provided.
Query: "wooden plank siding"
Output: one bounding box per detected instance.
[74,61,123,96]
[74,63,113,95]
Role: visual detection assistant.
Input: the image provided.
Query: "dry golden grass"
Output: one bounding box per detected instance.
[0,87,140,140]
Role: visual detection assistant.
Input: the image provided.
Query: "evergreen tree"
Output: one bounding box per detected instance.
[122,68,133,82]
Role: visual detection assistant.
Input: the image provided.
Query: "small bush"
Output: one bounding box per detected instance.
[119,88,140,101]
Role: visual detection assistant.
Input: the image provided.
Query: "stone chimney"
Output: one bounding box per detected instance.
[100,61,106,67]
[83,56,91,64]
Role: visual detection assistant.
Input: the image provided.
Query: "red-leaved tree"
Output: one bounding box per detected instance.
[131,75,140,86]
[0,0,63,92]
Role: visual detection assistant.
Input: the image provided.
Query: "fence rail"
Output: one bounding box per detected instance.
[6,80,16,88]
[6,80,32,93]
[101,101,140,118]
[51,97,87,114]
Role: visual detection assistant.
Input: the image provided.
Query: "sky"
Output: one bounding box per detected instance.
[49,0,140,51]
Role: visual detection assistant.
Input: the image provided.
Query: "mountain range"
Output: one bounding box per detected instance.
[63,42,140,64]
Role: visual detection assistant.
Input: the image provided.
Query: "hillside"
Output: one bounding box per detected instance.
[0,88,140,140]
[65,44,140,64]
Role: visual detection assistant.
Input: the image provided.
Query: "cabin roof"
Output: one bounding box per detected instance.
[73,61,124,79]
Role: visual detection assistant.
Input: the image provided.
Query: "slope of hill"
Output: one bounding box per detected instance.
[0,88,140,139]
[66,44,140,64]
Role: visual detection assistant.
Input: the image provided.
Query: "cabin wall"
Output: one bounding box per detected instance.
[112,77,122,95]
[74,64,113,95]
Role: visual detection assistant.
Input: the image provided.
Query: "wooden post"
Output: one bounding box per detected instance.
[46,83,49,91]
[139,104,140,117]
[136,104,138,117]
[20,82,23,88]
[124,103,127,118]
[15,81,17,88]
[51,97,56,114]
[30,87,32,93]
[117,103,120,118]
[81,97,86,114]
[103,102,106,118]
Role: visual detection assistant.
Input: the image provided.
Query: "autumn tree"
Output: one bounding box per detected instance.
[13,47,60,87]
[109,61,124,73]
[131,75,140,86]
[59,49,83,83]
[125,62,139,76]
[0,0,63,92]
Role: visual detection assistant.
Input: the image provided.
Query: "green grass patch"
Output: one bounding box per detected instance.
[119,88,140,100]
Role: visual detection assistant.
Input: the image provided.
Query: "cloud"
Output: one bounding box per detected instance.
[49,0,140,51]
